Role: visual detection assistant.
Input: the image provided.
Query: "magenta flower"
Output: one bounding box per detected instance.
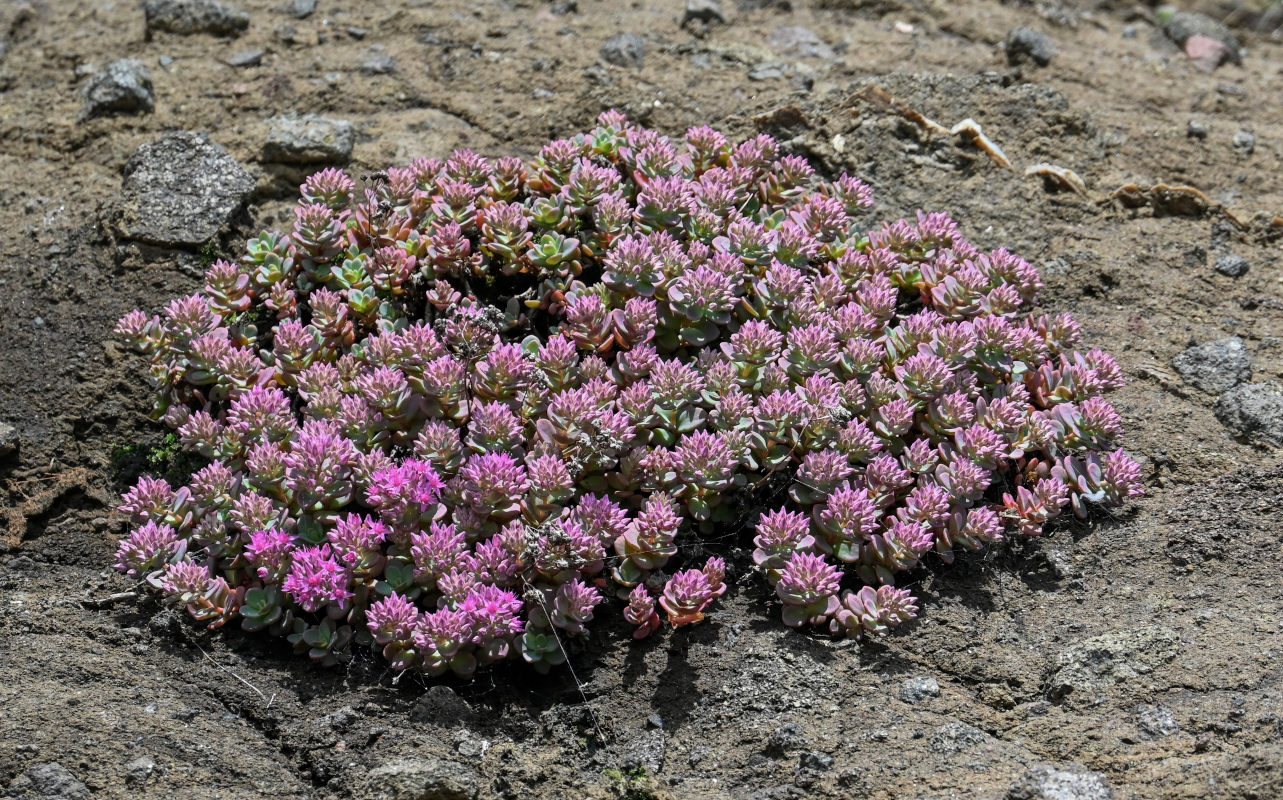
[814,482,879,561]
[473,535,520,588]
[831,585,919,638]
[409,523,468,587]
[367,593,419,645]
[775,552,842,629]
[118,477,178,523]
[413,607,476,677]
[624,586,662,640]
[465,401,525,454]
[245,530,295,582]
[570,494,630,544]
[550,580,602,635]
[159,559,212,598]
[659,569,716,627]
[796,451,854,498]
[114,521,180,577]
[284,422,357,507]
[753,507,810,577]
[367,459,445,534]
[327,514,387,572]
[526,454,575,504]
[457,452,528,519]
[230,491,280,534]
[301,167,356,209]
[283,545,352,612]
[460,585,525,644]
[671,430,737,490]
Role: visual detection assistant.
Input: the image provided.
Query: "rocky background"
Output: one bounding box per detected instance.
[1,0,1281,798]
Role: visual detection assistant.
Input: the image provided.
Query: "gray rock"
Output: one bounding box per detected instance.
[5,555,36,571]
[286,0,317,18]
[1186,120,1208,140]
[899,676,941,705]
[24,762,92,800]
[1044,549,1074,579]
[928,722,988,756]
[0,421,17,459]
[79,59,154,121]
[1215,254,1249,278]
[113,131,254,247]
[683,0,726,26]
[453,730,489,760]
[273,24,300,45]
[601,34,645,68]
[748,62,786,80]
[143,0,249,38]
[1048,626,1180,701]
[361,47,396,74]
[410,685,474,725]
[1233,130,1255,156]
[1135,704,1180,739]
[767,26,833,59]
[800,751,834,770]
[224,48,263,67]
[1007,764,1113,800]
[1172,336,1251,394]
[1215,382,1283,448]
[125,756,157,787]
[1163,12,1241,65]
[619,729,666,775]
[766,722,806,755]
[263,114,354,164]
[1006,27,1055,67]
[357,758,480,800]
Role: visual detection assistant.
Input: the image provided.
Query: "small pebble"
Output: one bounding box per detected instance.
[1136,704,1180,738]
[362,48,396,74]
[125,756,157,787]
[274,24,299,45]
[1186,120,1208,140]
[800,751,834,770]
[78,59,155,121]
[1215,254,1249,278]
[1233,130,1255,155]
[286,0,317,19]
[224,49,264,67]
[600,33,646,69]
[1006,27,1055,67]
[683,0,726,27]
[899,676,941,705]
[748,62,785,80]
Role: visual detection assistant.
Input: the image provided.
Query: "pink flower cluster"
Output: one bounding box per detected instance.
[113,111,1141,675]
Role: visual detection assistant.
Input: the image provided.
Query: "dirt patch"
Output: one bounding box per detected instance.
[1,1,1281,798]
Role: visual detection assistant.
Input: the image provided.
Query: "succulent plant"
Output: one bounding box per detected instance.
[114,112,1140,677]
